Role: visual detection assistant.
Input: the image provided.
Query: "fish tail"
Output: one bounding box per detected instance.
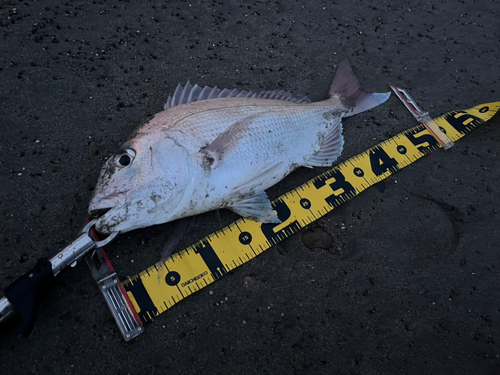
[329,59,390,117]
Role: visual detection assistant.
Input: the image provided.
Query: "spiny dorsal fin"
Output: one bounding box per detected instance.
[164,81,311,110]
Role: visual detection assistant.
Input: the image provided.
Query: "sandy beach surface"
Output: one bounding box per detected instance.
[1,1,499,374]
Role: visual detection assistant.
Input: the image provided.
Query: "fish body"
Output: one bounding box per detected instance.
[89,60,390,234]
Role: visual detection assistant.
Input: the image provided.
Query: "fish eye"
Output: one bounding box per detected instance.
[119,154,131,166]
[115,148,136,168]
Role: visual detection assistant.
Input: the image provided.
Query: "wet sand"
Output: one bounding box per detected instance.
[1,1,499,374]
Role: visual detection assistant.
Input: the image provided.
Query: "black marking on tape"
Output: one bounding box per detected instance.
[122,278,158,323]
[239,231,252,244]
[261,199,300,244]
[165,271,181,286]
[369,146,399,176]
[193,240,227,280]
[163,264,185,299]
[444,111,484,134]
[313,169,356,208]
[397,145,407,155]
[300,198,311,209]
[404,125,439,153]
[353,167,364,177]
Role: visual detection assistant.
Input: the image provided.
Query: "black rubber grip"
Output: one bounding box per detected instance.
[4,258,56,336]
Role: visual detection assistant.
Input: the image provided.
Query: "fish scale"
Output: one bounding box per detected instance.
[201,105,336,166]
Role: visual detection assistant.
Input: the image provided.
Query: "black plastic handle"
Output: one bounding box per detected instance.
[4,258,56,336]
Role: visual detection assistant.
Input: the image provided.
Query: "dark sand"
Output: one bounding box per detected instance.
[1,1,499,374]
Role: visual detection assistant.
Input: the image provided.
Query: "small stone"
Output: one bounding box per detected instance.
[405,322,417,331]
[243,276,255,288]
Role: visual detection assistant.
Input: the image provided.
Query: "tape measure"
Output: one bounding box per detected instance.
[121,102,500,323]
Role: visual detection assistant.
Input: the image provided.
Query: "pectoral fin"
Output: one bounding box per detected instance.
[304,123,344,168]
[229,191,281,223]
[195,113,265,170]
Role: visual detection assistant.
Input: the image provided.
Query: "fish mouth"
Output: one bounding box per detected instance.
[88,192,126,217]
[88,207,112,218]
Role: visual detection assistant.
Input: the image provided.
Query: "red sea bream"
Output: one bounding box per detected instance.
[89,60,390,234]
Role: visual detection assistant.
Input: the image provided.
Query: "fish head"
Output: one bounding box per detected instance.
[89,133,190,234]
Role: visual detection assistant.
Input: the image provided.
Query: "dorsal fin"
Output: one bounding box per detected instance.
[164,81,311,110]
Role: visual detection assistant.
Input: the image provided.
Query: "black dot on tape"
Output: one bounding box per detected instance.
[165,271,181,286]
[397,145,407,155]
[479,106,489,113]
[239,232,252,245]
[300,198,311,209]
[353,167,364,177]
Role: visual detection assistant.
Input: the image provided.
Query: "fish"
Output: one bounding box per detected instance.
[88,59,390,234]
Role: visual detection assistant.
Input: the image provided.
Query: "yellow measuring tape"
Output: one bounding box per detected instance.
[122,102,499,323]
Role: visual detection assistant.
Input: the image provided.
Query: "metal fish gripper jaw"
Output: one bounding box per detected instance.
[0,219,142,341]
[85,222,143,341]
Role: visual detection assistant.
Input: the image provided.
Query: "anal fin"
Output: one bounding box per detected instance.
[229,191,281,223]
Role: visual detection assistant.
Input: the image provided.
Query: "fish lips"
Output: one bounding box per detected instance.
[88,192,126,217]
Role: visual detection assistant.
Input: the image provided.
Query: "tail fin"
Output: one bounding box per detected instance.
[330,59,390,117]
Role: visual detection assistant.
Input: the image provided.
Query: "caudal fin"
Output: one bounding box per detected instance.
[330,59,390,117]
